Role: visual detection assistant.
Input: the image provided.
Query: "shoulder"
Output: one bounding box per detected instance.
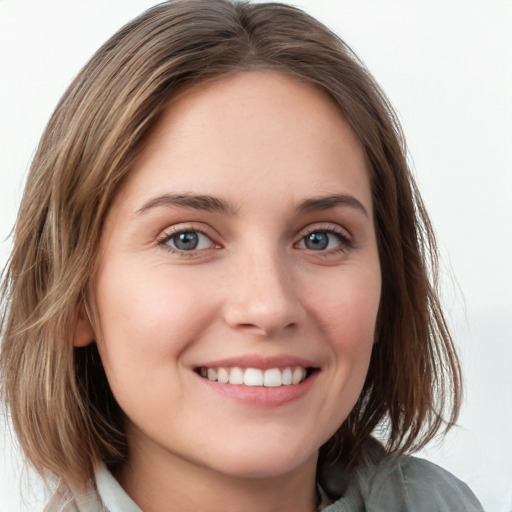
[320,439,484,512]
[44,465,141,512]
[362,453,484,511]
[43,482,106,512]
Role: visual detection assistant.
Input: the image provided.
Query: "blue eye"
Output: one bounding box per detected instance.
[298,231,344,251]
[163,231,213,251]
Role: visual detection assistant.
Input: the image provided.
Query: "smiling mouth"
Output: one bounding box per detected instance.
[195,366,317,388]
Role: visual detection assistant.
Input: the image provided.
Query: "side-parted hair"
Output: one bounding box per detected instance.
[0,0,461,491]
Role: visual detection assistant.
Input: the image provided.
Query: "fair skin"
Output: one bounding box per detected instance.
[76,72,381,512]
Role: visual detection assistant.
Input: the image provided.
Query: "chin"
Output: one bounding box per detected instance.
[205,439,319,479]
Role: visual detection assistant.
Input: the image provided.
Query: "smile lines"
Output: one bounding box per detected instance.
[197,366,311,387]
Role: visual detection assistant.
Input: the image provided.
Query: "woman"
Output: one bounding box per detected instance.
[0,1,484,510]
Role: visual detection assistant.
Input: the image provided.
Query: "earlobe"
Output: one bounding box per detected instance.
[74,303,95,347]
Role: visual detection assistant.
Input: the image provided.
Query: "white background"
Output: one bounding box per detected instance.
[1,1,511,511]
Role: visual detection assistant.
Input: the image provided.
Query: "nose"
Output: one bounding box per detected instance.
[223,248,303,337]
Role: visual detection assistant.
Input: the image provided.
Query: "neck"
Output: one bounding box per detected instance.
[116,434,318,512]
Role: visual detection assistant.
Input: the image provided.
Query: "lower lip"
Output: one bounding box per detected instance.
[197,371,318,407]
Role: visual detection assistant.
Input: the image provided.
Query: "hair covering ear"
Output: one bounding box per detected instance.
[74,304,95,347]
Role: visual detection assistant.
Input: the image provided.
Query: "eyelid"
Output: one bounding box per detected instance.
[156,223,221,253]
[296,222,353,242]
[294,222,354,251]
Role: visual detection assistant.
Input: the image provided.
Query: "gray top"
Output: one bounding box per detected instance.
[44,447,484,512]
[320,454,484,511]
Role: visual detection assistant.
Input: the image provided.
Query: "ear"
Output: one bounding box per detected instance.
[74,303,95,347]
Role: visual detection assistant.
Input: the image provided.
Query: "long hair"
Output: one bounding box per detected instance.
[0,0,461,491]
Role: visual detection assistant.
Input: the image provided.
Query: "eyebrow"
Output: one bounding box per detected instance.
[298,194,369,217]
[136,192,368,217]
[136,193,238,215]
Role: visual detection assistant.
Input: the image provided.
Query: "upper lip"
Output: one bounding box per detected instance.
[194,354,320,370]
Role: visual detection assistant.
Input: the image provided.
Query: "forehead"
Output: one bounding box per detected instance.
[111,71,371,217]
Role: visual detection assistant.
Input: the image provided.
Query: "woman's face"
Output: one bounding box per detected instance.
[85,72,381,481]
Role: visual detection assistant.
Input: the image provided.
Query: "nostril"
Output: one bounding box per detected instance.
[222,279,303,336]
[229,321,298,337]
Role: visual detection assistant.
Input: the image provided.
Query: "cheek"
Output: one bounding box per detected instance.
[312,266,380,383]
[92,262,215,378]
[90,263,214,421]
[317,267,380,339]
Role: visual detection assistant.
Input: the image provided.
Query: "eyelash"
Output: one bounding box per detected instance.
[295,224,354,255]
[157,225,217,255]
[156,224,354,256]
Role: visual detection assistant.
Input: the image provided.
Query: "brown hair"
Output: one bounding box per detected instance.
[0,0,461,491]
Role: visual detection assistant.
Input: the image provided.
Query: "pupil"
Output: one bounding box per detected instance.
[174,232,198,250]
[306,232,328,250]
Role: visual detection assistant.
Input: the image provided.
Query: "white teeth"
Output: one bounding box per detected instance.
[200,366,309,387]
[217,367,229,384]
[263,368,282,387]
[229,367,244,385]
[292,367,304,384]
[244,368,264,386]
[282,367,293,385]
